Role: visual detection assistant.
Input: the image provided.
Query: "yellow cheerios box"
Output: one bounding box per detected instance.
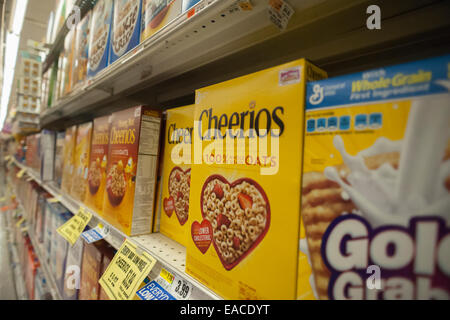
[71,122,93,202]
[61,125,77,195]
[302,55,450,300]
[85,115,111,215]
[185,59,327,300]
[158,105,195,246]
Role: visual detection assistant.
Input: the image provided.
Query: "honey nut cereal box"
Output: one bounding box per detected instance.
[85,115,111,215]
[70,122,93,202]
[61,125,77,195]
[158,105,194,247]
[71,10,91,90]
[87,0,113,78]
[102,106,162,236]
[109,0,143,64]
[302,55,450,300]
[186,59,327,300]
[140,0,182,42]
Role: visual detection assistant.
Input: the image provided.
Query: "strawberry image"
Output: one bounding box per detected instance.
[233,236,240,250]
[213,183,224,200]
[175,172,181,182]
[217,213,231,228]
[238,192,253,210]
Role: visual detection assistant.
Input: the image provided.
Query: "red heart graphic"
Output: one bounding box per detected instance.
[163,196,174,217]
[191,219,213,254]
[200,175,270,270]
[168,167,191,226]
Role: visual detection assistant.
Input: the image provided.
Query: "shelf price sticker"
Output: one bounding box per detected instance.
[0,197,6,203]
[48,196,62,204]
[155,267,193,300]
[81,224,110,244]
[16,217,25,227]
[268,0,295,30]
[99,239,157,300]
[136,281,176,300]
[16,168,27,179]
[56,207,92,246]
[4,155,11,161]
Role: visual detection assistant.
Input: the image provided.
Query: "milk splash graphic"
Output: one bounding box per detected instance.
[324,94,450,228]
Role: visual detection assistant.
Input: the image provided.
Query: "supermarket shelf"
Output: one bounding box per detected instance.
[42,0,98,74]
[8,240,28,300]
[28,231,63,300]
[40,0,450,130]
[12,159,222,300]
[13,195,63,300]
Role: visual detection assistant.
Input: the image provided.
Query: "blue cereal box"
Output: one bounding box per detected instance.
[109,0,143,63]
[87,0,114,77]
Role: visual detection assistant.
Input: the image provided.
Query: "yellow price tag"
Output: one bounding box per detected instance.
[48,196,62,203]
[160,268,175,284]
[17,168,27,179]
[0,197,6,203]
[57,208,92,246]
[4,156,11,161]
[16,217,25,227]
[21,226,29,233]
[99,239,157,300]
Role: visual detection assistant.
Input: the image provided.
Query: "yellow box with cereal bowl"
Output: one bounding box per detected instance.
[185,59,327,300]
[102,106,162,236]
[158,105,194,246]
[71,122,93,202]
[61,125,77,195]
[85,115,111,215]
[302,55,450,300]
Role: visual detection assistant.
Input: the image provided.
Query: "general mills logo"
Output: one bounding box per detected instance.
[309,84,324,105]
[66,5,81,30]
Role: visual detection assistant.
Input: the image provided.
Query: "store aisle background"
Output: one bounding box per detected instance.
[0,167,17,300]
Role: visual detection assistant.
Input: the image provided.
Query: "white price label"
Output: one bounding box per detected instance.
[155,268,194,300]
[268,0,295,30]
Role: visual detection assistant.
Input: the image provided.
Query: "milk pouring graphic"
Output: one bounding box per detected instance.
[302,55,450,300]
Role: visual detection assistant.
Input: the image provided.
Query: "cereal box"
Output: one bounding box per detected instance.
[158,105,194,246]
[61,125,77,195]
[109,0,143,64]
[302,55,450,300]
[85,116,111,215]
[70,122,93,202]
[79,242,103,300]
[87,0,114,77]
[61,27,76,96]
[185,59,327,299]
[102,106,162,236]
[182,0,201,12]
[141,0,182,42]
[63,238,84,300]
[54,131,65,187]
[40,130,56,182]
[98,245,115,300]
[72,11,91,90]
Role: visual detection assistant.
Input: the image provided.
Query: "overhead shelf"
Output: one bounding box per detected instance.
[40,0,450,130]
[42,0,98,74]
[12,159,222,300]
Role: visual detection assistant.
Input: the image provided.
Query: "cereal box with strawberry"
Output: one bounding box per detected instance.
[102,106,162,236]
[186,59,327,299]
[158,105,194,246]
